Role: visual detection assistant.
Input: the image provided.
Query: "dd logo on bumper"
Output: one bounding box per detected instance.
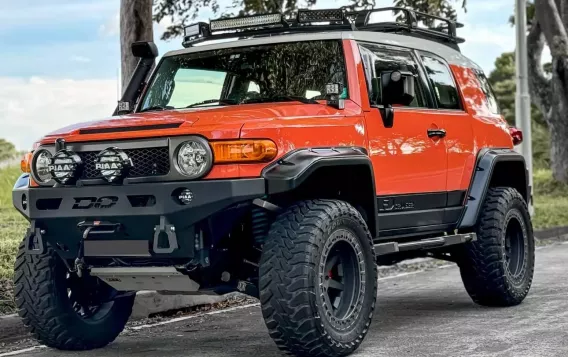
[73,196,118,209]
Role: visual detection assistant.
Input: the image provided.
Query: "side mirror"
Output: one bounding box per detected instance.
[372,71,416,128]
[131,41,159,59]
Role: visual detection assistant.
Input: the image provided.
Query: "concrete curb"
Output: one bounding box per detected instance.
[534,225,568,241]
[131,291,227,319]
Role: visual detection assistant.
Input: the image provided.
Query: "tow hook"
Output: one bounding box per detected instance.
[24,221,45,255]
[152,216,178,254]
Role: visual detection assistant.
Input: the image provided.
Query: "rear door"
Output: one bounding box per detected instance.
[358,43,449,238]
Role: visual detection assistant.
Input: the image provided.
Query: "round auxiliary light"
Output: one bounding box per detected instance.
[178,189,194,205]
[95,147,132,183]
[175,137,212,179]
[48,150,82,184]
[33,150,53,183]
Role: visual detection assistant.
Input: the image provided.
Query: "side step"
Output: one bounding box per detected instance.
[374,233,477,256]
[90,267,200,292]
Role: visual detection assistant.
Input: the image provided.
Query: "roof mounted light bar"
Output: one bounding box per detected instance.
[181,7,464,50]
[210,13,284,31]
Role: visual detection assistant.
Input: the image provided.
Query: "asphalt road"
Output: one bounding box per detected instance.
[3,243,568,357]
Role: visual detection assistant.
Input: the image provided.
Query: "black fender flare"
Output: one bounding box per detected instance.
[262,147,378,237]
[458,148,529,229]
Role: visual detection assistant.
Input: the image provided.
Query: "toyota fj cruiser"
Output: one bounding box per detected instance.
[12,7,534,357]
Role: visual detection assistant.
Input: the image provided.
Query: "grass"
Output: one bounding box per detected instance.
[533,169,568,229]
[0,167,566,312]
[0,166,27,313]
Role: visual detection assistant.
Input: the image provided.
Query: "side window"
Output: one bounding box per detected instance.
[358,43,427,108]
[475,71,500,114]
[421,55,461,110]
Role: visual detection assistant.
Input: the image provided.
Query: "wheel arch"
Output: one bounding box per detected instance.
[262,147,378,238]
[458,148,529,229]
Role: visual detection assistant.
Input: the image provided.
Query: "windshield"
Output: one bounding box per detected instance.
[139,40,347,111]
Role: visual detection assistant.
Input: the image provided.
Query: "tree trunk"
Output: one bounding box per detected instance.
[530,0,568,182]
[120,0,153,92]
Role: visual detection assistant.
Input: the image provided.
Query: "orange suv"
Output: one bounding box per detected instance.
[13,8,534,357]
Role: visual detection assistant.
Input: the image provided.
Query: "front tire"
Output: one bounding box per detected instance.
[13,240,135,350]
[457,187,535,307]
[259,200,377,357]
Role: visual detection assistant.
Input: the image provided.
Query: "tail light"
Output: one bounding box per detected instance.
[509,126,523,146]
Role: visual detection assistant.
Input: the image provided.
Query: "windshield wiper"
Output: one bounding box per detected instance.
[186,99,238,108]
[243,96,319,105]
[139,105,173,113]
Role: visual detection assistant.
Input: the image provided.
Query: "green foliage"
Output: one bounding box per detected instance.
[533,169,568,229]
[0,167,27,282]
[0,139,17,162]
[488,52,550,170]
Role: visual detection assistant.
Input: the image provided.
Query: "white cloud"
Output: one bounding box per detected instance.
[0,77,117,150]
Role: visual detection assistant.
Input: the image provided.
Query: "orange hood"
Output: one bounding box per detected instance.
[38,103,348,145]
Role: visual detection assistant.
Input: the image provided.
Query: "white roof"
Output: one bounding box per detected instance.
[164,31,481,71]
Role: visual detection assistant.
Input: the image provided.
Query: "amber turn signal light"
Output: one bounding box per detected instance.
[21,152,33,173]
[211,140,277,163]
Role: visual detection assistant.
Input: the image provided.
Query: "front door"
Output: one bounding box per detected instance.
[358,43,448,237]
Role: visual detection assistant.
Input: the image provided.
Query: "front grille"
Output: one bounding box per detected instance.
[78,147,170,179]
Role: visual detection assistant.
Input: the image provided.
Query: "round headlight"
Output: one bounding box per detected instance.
[175,138,212,178]
[33,150,53,183]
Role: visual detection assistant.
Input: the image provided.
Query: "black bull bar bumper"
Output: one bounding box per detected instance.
[13,177,266,259]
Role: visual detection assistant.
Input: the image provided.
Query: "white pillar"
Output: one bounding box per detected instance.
[515,0,533,213]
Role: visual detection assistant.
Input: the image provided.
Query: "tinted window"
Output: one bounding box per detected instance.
[476,71,500,114]
[421,55,461,110]
[359,44,427,108]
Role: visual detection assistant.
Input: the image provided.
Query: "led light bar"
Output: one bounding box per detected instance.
[297,9,345,23]
[210,13,283,31]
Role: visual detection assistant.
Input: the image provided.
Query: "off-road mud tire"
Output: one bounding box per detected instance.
[13,240,135,350]
[457,187,535,307]
[259,200,377,357]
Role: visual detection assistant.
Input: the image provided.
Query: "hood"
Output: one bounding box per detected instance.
[39,103,347,145]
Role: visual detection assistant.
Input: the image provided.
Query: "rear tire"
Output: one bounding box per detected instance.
[259,200,377,357]
[13,240,135,350]
[456,187,535,307]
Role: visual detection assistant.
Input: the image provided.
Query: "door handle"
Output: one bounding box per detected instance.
[427,128,447,138]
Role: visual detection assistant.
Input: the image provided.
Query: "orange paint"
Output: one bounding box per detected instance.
[28,40,513,193]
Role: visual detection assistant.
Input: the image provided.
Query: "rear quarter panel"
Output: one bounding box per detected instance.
[450,64,513,191]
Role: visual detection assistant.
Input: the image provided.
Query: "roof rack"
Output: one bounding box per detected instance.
[182,7,465,51]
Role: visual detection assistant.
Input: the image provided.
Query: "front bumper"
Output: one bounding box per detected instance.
[13,176,266,259]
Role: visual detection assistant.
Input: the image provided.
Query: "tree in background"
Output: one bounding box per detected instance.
[0,139,17,162]
[120,0,153,89]
[489,52,550,170]
[526,0,568,183]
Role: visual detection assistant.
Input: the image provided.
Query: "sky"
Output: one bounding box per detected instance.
[0,0,520,150]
